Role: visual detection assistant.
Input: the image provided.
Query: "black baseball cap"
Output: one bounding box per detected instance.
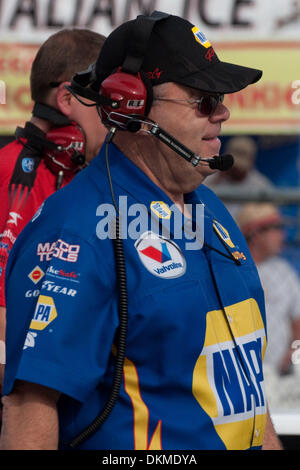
[94,11,262,95]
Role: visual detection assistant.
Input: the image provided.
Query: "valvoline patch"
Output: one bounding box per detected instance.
[135,231,186,279]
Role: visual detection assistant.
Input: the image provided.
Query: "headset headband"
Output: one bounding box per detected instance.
[66,11,170,104]
[122,11,170,74]
[65,65,118,107]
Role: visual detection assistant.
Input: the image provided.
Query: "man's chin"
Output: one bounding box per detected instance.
[196,160,218,178]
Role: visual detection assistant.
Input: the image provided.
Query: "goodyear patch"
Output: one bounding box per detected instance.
[191,27,211,48]
[30,295,57,331]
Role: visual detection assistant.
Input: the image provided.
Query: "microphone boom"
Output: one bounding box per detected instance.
[107,113,234,171]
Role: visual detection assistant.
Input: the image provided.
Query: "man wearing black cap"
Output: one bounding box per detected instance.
[0,12,281,450]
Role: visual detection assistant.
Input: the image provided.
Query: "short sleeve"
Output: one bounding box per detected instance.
[3,227,119,402]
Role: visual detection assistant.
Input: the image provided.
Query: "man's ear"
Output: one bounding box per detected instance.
[55,81,72,117]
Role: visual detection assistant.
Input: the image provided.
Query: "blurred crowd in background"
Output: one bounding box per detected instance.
[206,134,300,418]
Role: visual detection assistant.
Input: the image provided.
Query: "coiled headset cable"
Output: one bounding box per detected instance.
[69,129,128,448]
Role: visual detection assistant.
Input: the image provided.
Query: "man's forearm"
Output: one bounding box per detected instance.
[0,381,60,450]
[262,411,283,450]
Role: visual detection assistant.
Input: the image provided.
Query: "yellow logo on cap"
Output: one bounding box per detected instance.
[191,27,211,48]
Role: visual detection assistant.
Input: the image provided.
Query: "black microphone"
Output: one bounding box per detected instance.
[206,154,234,171]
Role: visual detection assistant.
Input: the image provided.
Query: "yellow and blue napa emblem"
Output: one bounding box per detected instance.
[150,201,172,220]
[29,295,58,331]
[213,220,246,262]
[191,27,211,48]
[213,220,235,248]
[192,298,267,449]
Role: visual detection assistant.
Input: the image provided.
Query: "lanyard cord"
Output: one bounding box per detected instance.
[204,241,239,264]
[69,130,128,449]
[211,225,241,265]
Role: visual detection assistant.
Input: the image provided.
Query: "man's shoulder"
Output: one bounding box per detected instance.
[0,139,23,174]
[196,183,252,255]
[0,138,20,155]
[196,183,222,203]
[32,162,108,236]
[196,183,236,224]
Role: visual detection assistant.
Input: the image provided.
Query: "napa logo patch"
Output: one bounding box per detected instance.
[29,295,57,331]
[191,27,211,48]
[213,220,246,262]
[135,231,186,279]
[213,220,235,248]
[192,299,267,449]
[150,201,171,220]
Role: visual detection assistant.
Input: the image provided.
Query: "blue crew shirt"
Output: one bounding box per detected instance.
[4,143,267,450]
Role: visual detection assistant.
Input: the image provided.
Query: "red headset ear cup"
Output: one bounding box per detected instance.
[99,69,153,128]
[44,123,86,173]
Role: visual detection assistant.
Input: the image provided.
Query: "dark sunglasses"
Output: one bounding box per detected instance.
[154,94,224,116]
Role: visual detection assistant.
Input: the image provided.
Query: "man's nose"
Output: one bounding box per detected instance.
[209,102,230,123]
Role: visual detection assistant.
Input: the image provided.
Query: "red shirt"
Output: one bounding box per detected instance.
[0,124,76,306]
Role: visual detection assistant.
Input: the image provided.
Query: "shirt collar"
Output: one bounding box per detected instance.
[92,142,207,241]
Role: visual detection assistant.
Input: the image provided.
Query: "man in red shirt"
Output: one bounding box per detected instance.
[0,28,107,392]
